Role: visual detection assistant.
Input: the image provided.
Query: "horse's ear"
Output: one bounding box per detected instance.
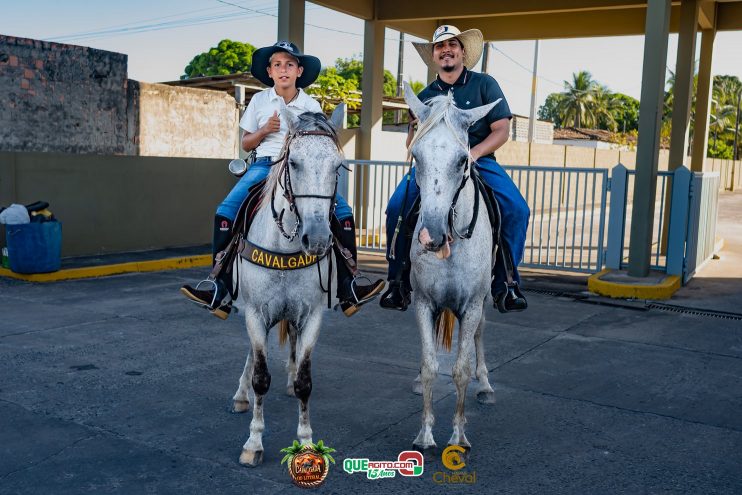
[280,106,299,132]
[459,98,501,128]
[404,81,430,122]
[329,103,346,130]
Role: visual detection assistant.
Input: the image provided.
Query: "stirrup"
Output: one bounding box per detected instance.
[494,281,528,313]
[192,278,222,309]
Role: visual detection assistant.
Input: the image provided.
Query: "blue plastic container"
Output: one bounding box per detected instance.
[6,221,62,274]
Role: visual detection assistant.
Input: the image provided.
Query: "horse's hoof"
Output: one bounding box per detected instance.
[286,386,296,397]
[476,390,496,404]
[231,400,250,413]
[412,442,437,454]
[239,449,264,467]
[412,381,423,395]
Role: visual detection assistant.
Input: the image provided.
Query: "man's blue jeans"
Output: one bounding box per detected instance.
[384,156,530,288]
[216,157,353,221]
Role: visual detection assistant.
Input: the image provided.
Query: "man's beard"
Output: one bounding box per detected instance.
[441,64,456,73]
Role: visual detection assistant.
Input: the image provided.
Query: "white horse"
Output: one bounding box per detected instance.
[403,83,499,451]
[230,106,345,467]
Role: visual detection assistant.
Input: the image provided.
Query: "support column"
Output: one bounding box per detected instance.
[668,0,699,170]
[691,29,716,173]
[527,40,540,143]
[277,0,305,49]
[628,0,671,277]
[359,20,385,160]
[661,0,699,253]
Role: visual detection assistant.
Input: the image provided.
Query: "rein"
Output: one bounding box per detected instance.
[264,128,343,308]
[390,98,479,260]
[270,130,341,241]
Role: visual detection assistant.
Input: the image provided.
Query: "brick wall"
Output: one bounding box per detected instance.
[0,35,134,155]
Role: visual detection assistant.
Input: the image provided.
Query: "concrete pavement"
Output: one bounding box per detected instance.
[1,257,742,494]
[3,192,742,494]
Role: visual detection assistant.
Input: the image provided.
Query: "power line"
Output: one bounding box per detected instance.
[489,44,563,88]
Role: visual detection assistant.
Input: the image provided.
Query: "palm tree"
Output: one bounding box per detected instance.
[592,84,621,132]
[557,71,598,128]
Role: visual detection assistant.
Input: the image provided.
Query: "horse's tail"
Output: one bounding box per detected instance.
[278,320,289,347]
[435,309,456,352]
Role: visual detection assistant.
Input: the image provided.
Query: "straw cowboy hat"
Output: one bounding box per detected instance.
[251,41,321,89]
[412,25,484,70]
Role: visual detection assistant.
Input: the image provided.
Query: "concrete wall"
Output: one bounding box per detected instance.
[530,143,566,167]
[565,146,596,168]
[0,35,134,155]
[136,82,239,159]
[511,116,554,144]
[0,152,234,256]
[498,141,530,165]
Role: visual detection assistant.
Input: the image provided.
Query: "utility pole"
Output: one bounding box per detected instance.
[528,40,540,143]
[734,90,741,161]
[481,42,490,74]
[395,32,405,124]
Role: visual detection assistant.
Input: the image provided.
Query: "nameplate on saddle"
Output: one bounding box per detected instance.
[239,239,325,270]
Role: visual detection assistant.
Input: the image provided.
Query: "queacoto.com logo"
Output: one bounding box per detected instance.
[343,451,424,479]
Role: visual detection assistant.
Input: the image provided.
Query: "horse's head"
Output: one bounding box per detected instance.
[272,104,346,256]
[403,82,499,258]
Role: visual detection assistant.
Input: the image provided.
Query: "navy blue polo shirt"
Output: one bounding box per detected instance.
[417,68,512,158]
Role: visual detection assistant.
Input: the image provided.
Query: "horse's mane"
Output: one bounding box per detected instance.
[261,111,341,208]
[409,93,469,154]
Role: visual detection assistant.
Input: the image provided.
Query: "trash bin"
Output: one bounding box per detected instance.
[5,221,62,274]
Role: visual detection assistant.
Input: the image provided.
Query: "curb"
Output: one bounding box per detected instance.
[587,268,681,300]
[0,255,211,283]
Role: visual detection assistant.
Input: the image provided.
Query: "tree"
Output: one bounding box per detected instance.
[557,71,598,128]
[182,39,256,79]
[538,93,566,127]
[305,67,359,113]
[611,93,640,133]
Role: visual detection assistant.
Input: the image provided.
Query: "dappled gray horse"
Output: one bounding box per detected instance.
[230,106,345,467]
[404,83,499,451]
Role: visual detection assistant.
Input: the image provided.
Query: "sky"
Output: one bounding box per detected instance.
[2,0,742,116]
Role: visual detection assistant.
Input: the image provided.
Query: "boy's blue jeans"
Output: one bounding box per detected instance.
[384,156,530,288]
[216,157,353,221]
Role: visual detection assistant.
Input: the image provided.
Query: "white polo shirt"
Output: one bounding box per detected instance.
[239,87,322,158]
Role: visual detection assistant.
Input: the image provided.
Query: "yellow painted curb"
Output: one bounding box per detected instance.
[0,254,211,283]
[587,268,681,300]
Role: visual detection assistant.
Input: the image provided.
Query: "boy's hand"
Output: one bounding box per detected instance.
[262,111,281,135]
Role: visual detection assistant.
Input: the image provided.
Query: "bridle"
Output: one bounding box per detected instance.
[269,130,343,241]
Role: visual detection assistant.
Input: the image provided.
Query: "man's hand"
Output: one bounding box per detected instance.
[261,111,281,135]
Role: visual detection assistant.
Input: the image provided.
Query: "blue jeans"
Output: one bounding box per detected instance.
[216,157,353,221]
[384,156,530,287]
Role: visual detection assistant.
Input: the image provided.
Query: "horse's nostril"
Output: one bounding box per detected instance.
[301,234,310,247]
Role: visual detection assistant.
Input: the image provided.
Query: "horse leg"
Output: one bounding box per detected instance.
[286,325,298,397]
[293,310,322,446]
[412,371,422,395]
[239,310,271,467]
[448,309,480,449]
[232,349,252,413]
[474,313,495,404]
[413,300,438,451]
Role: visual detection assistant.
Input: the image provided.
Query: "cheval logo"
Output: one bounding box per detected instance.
[434,446,476,484]
[281,440,335,489]
[343,451,424,479]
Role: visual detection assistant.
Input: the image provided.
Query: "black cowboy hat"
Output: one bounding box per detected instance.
[250,41,321,89]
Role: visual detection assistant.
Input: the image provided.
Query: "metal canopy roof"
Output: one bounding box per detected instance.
[311,0,742,40]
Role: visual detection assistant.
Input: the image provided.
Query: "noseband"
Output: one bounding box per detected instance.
[270,130,342,241]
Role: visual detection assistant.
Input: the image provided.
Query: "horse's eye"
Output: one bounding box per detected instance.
[289,160,298,169]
